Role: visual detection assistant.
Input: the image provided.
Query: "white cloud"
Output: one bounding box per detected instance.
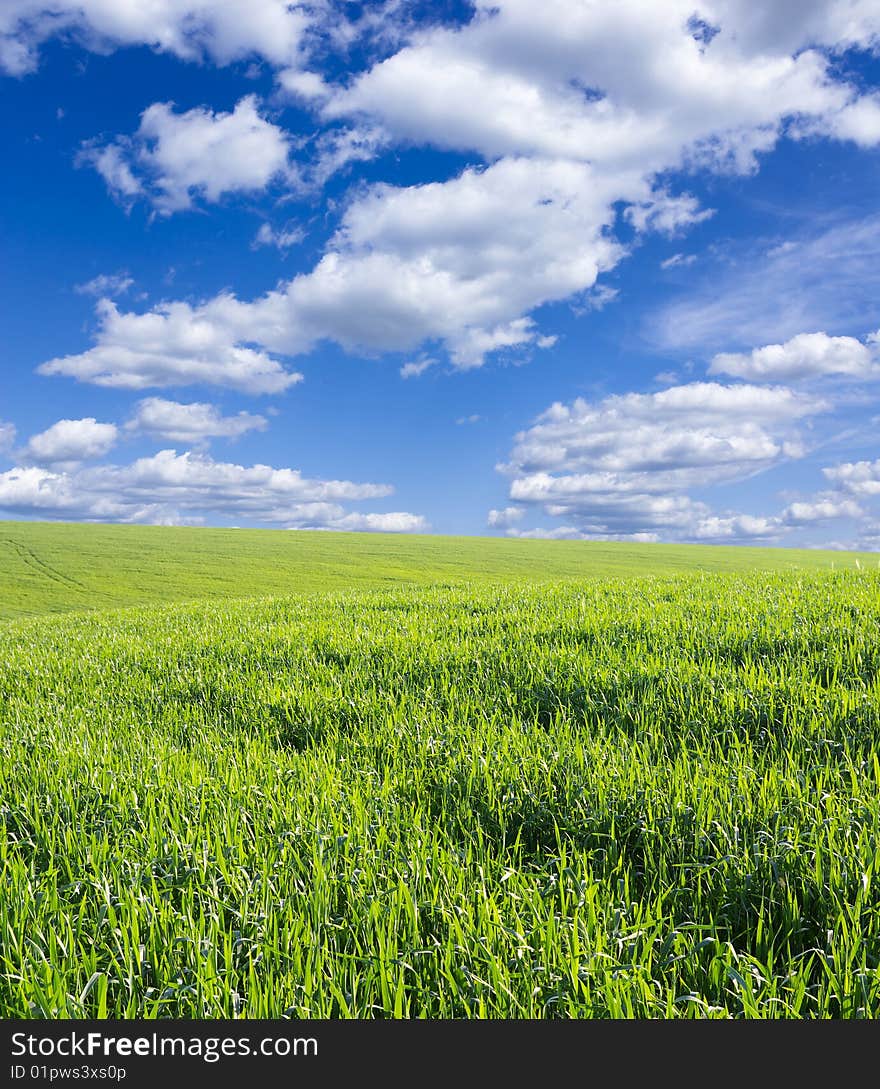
[660,253,697,270]
[781,494,863,523]
[52,0,880,375]
[300,157,623,365]
[273,501,429,532]
[399,357,435,379]
[757,463,880,548]
[692,514,782,540]
[832,94,880,148]
[449,319,553,371]
[0,0,433,78]
[305,124,390,188]
[38,298,303,394]
[23,417,118,467]
[82,96,293,214]
[14,0,880,383]
[60,157,623,373]
[704,1,880,54]
[823,459,880,498]
[487,506,524,528]
[0,0,318,76]
[794,92,880,148]
[277,69,331,103]
[126,398,267,444]
[854,523,880,552]
[84,144,143,202]
[0,422,16,452]
[507,525,585,540]
[287,0,880,368]
[499,381,829,540]
[507,485,716,539]
[252,222,306,251]
[710,330,880,382]
[624,192,714,236]
[324,0,880,175]
[40,157,622,375]
[456,414,482,426]
[572,285,618,314]
[74,272,133,298]
[0,448,426,531]
[328,510,428,533]
[505,382,822,481]
[507,525,661,542]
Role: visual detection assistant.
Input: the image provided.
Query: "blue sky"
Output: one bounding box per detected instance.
[1,1,880,548]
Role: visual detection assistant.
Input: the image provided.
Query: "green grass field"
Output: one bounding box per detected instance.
[1,521,879,1018]
[0,519,873,619]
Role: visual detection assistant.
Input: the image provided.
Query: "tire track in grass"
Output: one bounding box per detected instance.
[0,538,90,594]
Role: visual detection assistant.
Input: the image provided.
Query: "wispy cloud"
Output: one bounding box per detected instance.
[652,214,880,353]
[74,272,133,298]
[660,253,697,270]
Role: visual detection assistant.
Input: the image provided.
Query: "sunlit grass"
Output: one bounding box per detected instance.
[0,519,873,619]
[2,570,879,1017]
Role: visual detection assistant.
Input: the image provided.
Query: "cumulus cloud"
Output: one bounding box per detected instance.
[781,494,864,523]
[794,92,880,148]
[0,448,426,531]
[291,157,622,367]
[0,0,438,78]
[300,1,880,367]
[710,330,880,382]
[277,68,332,103]
[498,381,829,540]
[48,157,622,374]
[38,298,303,394]
[55,0,880,374]
[487,506,524,528]
[504,383,822,482]
[0,0,318,76]
[692,514,782,540]
[23,417,118,467]
[321,510,428,533]
[20,1,880,377]
[13,0,880,385]
[823,459,880,498]
[832,94,880,147]
[126,398,267,444]
[450,320,556,372]
[82,96,294,214]
[324,0,880,173]
[74,272,133,298]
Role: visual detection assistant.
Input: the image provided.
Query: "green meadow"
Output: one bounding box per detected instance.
[1,521,879,1017]
[0,519,871,619]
